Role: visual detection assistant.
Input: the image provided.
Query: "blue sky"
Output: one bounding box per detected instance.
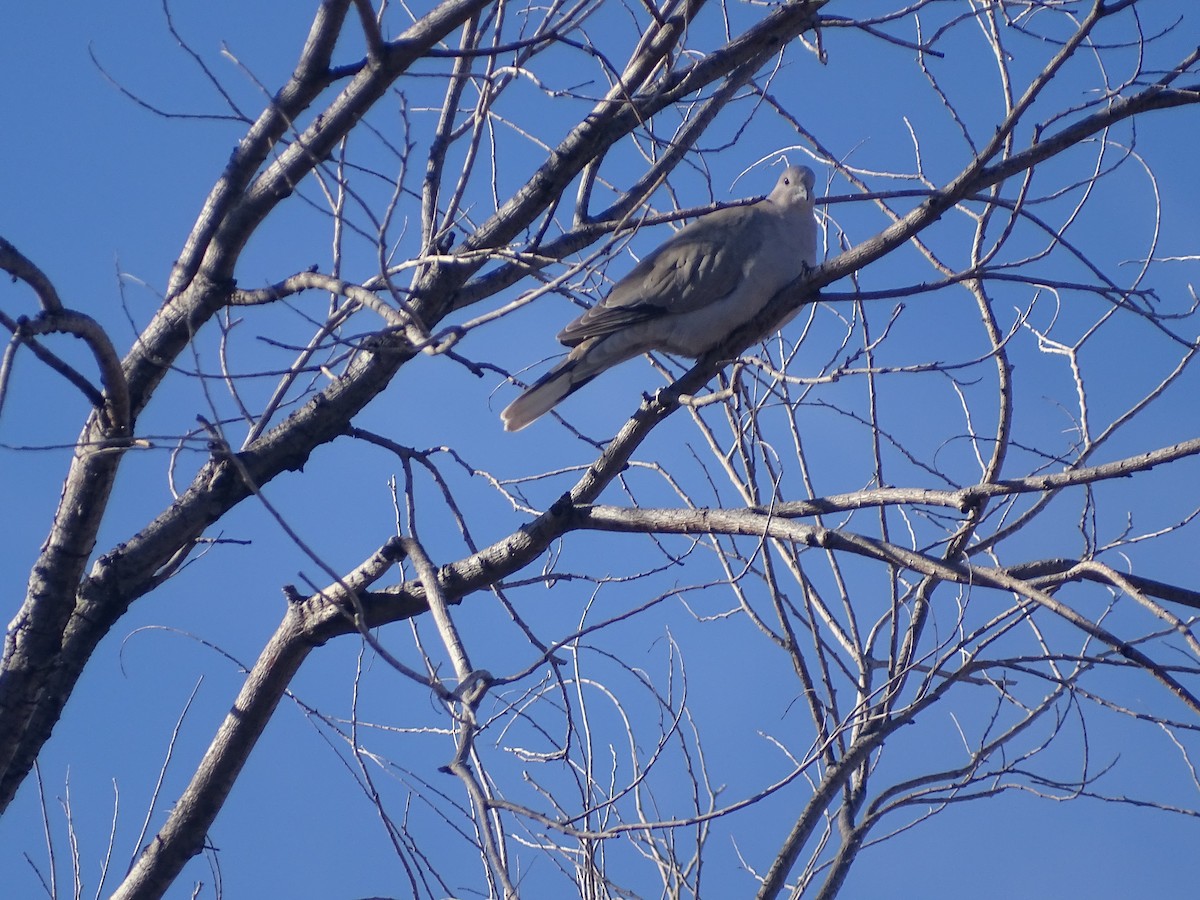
[3,2,1200,898]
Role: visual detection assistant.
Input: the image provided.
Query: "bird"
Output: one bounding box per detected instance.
[501,165,818,431]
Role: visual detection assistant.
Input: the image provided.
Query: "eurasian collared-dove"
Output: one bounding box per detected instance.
[501,165,818,431]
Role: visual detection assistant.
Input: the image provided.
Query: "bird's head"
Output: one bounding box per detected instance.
[769,165,816,210]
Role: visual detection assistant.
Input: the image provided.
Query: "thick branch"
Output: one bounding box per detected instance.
[111,610,313,899]
[0,0,504,814]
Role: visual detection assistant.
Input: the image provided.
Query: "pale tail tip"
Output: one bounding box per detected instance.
[500,406,530,432]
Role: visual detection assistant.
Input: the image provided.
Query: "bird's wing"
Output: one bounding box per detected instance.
[557,203,771,347]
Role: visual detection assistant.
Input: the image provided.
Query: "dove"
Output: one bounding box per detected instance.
[501,165,818,431]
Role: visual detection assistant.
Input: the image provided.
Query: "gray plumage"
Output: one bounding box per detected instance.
[501,165,818,431]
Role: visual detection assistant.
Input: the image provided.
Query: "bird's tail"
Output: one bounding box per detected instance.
[501,356,597,431]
